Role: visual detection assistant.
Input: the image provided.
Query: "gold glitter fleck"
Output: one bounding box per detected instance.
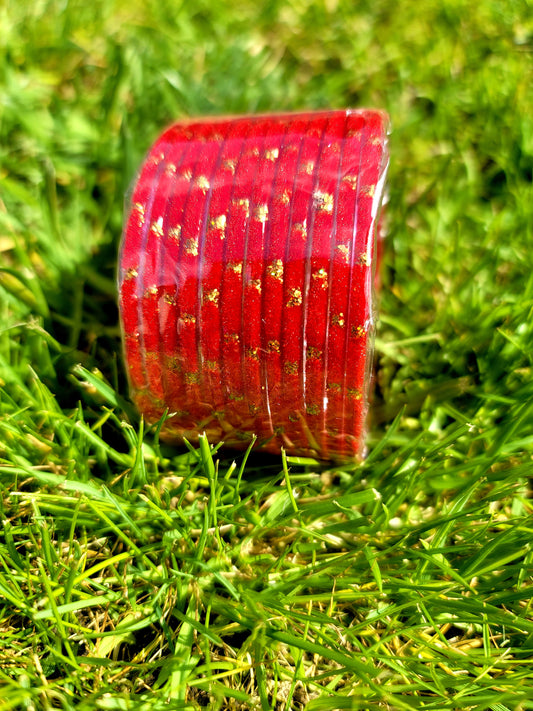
[288,412,299,422]
[124,267,138,280]
[328,382,341,392]
[163,293,176,305]
[232,198,250,217]
[346,129,362,138]
[168,225,182,242]
[165,163,177,176]
[264,147,279,161]
[248,279,262,293]
[332,313,345,327]
[204,288,219,305]
[306,346,322,360]
[224,333,240,343]
[195,175,210,192]
[303,160,315,175]
[205,360,218,371]
[253,204,269,223]
[277,189,291,205]
[336,244,349,262]
[181,168,193,181]
[284,361,298,375]
[208,214,227,238]
[181,313,196,325]
[133,202,145,219]
[351,324,366,338]
[184,238,198,256]
[358,252,371,266]
[312,268,328,288]
[246,347,259,361]
[185,372,200,385]
[246,147,260,158]
[313,191,334,213]
[268,340,280,353]
[306,404,320,415]
[149,151,165,165]
[222,158,236,173]
[370,135,383,145]
[362,184,375,197]
[287,288,302,307]
[267,259,284,281]
[228,261,243,274]
[342,175,358,189]
[293,222,307,239]
[150,216,164,237]
[144,285,158,298]
[348,387,363,400]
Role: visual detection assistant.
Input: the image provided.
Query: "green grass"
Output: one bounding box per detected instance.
[1,0,533,708]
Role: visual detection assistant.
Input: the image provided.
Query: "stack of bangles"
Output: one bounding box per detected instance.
[118,109,390,462]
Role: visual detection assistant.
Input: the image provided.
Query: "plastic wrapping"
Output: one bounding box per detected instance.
[118,109,390,461]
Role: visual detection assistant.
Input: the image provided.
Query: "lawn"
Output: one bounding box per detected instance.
[1,0,532,709]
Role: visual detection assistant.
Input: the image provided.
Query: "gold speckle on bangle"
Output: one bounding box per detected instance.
[293,222,307,239]
[358,252,371,266]
[150,216,164,238]
[184,237,199,256]
[165,162,177,176]
[328,382,341,393]
[144,285,159,298]
[163,293,176,305]
[306,404,320,415]
[208,214,227,237]
[351,324,366,338]
[312,268,328,288]
[362,184,375,198]
[332,313,345,327]
[132,202,145,224]
[287,288,302,307]
[336,244,349,262]
[268,340,280,353]
[204,288,220,305]
[228,391,244,402]
[181,313,196,325]
[124,267,138,280]
[181,168,193,181]
[303,160,315,175]
[195,175,210,192]
[267,259,284,281]
[185,372,200,385]
[264,147,279,161]
[246,347,259,361]
[342,174,358,189]
[348,387,363,400]
[313,191,334,213]
[276,189,291,206]
[222,158,236,173]
[168,225,182,242]
[228,261,243,275]
[224,333,240,343]
[205,360,218,372]
[253,204,269,223]
[248,279,262,293]
[232,198,250,217]
[306,346,322,360]
[284,361,298,375]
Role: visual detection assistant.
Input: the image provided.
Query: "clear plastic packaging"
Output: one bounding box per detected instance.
[118,109,390,461]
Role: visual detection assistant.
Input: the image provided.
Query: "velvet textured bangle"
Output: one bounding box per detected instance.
[119,109,390,461]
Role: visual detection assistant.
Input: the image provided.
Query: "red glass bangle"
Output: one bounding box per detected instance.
[118,109,390,462]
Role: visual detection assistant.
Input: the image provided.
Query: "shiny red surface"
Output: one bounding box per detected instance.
[118,109,389,461]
